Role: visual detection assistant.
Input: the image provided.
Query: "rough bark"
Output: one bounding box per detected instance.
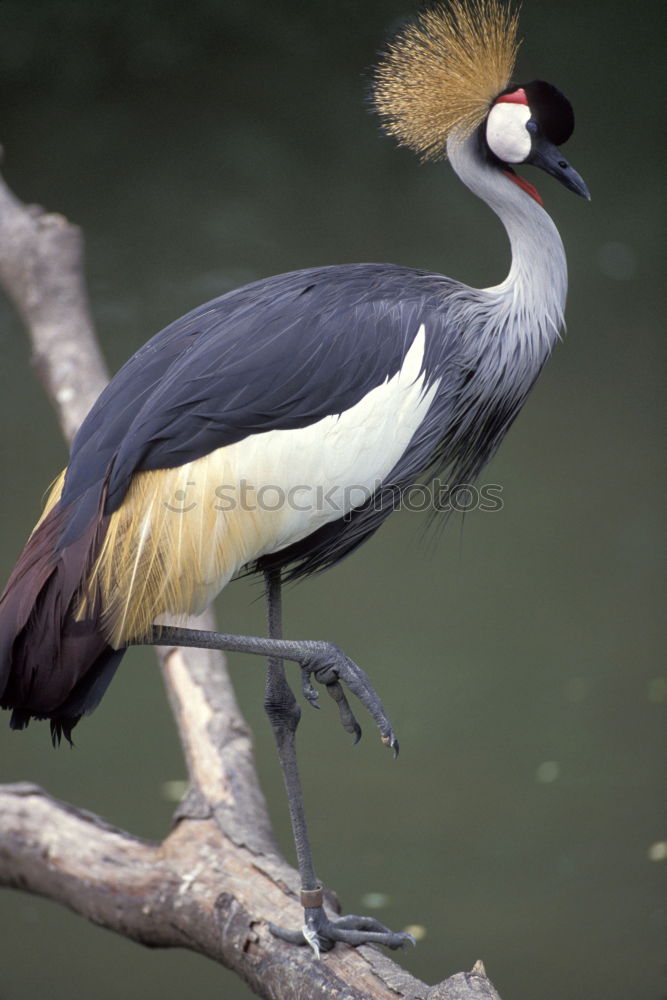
[0,145,505,1000]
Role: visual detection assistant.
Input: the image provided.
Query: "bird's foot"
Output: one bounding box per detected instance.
[269,903,415,957]
[299,642,398,754]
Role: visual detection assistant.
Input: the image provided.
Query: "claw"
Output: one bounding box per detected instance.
[301,667,320,708]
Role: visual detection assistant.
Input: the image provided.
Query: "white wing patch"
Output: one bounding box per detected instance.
[225,322,437,556]
[87,325,438,644]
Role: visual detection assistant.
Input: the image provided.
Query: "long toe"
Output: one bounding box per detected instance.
[324,917,416,950]
[269,905,416,956]
[325,680,362,742]
[304,644,398,752]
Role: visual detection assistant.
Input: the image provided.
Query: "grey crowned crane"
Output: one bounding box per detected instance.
[0,0,588,955]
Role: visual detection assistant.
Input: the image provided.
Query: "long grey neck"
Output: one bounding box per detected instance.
[447,131,568,358]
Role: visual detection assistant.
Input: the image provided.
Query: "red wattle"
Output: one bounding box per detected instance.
[503,170,544,206]
[496,87,528,106]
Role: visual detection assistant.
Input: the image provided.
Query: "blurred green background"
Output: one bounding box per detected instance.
[0,1,664,998]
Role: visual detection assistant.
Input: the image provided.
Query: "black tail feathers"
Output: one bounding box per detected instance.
[0,499,124,744]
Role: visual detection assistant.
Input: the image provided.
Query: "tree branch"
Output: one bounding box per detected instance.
[0,144,504,1000]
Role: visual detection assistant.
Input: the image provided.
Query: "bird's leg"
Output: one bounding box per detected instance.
[259,570,413,953]
[261,569,319,901]
[133,598,415,954]
[137,626,400,752]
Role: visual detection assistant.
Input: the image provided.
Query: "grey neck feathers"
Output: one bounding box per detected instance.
[447,131,568,368]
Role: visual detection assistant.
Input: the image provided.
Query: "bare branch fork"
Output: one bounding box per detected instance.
[0,146,504,1000]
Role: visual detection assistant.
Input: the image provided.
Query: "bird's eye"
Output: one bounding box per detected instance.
[526,120,538,134]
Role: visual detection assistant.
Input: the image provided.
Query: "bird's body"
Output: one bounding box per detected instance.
[0,0,588,954]
[0,179,563,728]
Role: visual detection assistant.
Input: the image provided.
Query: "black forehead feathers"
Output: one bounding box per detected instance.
[521,80,575,146]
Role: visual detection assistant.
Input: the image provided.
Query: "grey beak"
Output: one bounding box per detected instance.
[529,137,590,200]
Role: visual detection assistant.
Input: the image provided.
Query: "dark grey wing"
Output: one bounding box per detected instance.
[60,263,457,547]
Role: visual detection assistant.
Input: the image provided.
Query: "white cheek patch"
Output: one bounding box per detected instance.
[486,102,532,164]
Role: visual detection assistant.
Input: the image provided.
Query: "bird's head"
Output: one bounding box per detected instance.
[372,0,589,205]
[484,81,589,204]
